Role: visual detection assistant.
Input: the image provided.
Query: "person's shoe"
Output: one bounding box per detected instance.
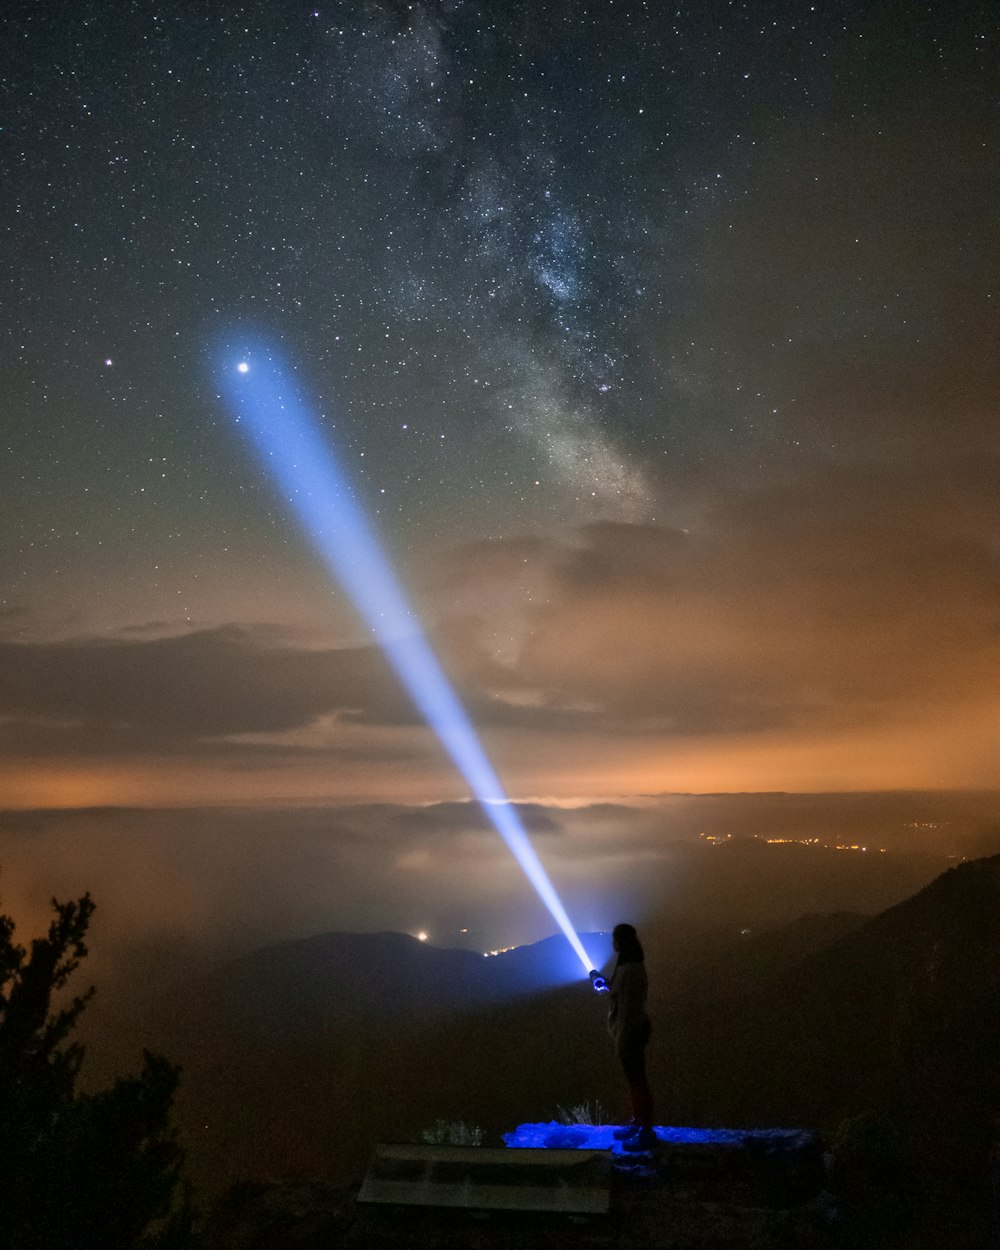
[621,1128,657,1152]
[612,1122,639,1140]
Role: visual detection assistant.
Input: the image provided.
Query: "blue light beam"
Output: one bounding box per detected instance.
[215,337,594,977]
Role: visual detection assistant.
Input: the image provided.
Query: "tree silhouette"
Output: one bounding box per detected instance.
[0,894,191,1250]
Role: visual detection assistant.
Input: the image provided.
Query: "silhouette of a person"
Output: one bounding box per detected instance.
[605,922,655,1150]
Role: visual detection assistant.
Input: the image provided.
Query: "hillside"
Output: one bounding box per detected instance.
[666,854,1000,1126]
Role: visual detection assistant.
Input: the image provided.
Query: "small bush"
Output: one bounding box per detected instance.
[556,1100,607,1126]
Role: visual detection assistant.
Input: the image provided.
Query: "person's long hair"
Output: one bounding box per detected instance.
[612,922,644,965]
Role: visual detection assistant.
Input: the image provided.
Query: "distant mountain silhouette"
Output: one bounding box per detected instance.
[152,929,611,1050]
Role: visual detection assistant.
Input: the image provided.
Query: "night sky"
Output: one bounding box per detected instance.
[2,0,997,827]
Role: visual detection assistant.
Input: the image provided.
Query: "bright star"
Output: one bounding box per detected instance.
[237,361,249,373]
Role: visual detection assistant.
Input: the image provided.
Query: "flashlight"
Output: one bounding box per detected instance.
[589,970,609,994]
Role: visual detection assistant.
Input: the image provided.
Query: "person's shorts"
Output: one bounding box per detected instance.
[617,1018,652,1084]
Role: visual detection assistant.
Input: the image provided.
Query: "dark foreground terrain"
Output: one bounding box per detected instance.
[130,852,999,1247]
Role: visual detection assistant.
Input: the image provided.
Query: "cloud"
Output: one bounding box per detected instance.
[387,800,561,837]
[2,455,997,797]
[0,625,415,743]
[431,456,1000,742]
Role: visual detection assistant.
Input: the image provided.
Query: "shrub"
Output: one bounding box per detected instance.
[0,894,192,1250]
[556,1099,607,1126]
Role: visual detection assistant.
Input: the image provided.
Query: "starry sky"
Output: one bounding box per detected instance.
[2,0,998,820]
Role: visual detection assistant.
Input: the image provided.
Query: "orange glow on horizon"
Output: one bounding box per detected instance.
[2,694,997,812]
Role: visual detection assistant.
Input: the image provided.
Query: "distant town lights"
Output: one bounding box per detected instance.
[702,832,888,853]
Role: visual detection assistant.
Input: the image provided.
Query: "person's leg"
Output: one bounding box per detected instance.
[631,1078,653,1130]
[622,1081,656,1150]
[614,1040,640,1135]
[621,1027,655,1149]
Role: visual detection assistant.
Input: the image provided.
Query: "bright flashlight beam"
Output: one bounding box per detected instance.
[215,338,594,977]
